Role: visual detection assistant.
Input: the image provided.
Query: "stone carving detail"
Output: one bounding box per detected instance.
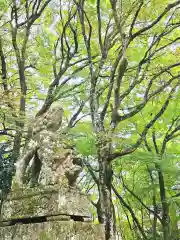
[14,103,82,188]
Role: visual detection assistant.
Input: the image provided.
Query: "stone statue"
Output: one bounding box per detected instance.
[14,102,82,188]
[0,103,104,240]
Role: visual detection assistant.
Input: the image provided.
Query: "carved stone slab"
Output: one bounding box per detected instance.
[1,185,91,222]
[0,221,105,240]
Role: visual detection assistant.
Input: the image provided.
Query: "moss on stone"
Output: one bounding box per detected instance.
[39,231,51,240]
[0,185,104,239]
[0,221,105,240]
[1,185,91,222]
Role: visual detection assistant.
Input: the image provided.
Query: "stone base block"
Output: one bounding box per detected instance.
[1,185,91,222]
[0,221,105,240]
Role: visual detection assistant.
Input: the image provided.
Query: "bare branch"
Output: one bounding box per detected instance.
[132,0,180,39]
[68,101,86,128]
[108,86,176,161]
[97,0,103,54]
[152,131,159,154]
[100,52,122,122]
[0,37,7,91]
[112,184,148,239]
[83,158,99,185]
[129,1,144,37]
[120,175,162,222]
[17,0,52,28]
[161,119,180,154]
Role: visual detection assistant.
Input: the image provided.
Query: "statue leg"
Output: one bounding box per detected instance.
[29,151,42,187]
[15,147,37,186]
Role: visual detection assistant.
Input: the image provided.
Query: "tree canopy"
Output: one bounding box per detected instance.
[0,0,180,239]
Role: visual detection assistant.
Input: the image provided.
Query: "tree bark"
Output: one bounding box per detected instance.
[12,60,27,161]
[99,156,114,240]
[97,133,114,240]
[155,163,170,240]
[148,167,158,240]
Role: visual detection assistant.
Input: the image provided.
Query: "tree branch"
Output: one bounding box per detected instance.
[108,86,176,161]
[112,184,147,239]
[0,37,7,91]
[132,0,180,39]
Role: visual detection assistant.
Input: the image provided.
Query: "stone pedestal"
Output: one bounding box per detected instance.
[0,185,104,240]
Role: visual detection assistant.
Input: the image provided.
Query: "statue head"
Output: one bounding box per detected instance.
[33,102,64,135]
[46,103,64,132]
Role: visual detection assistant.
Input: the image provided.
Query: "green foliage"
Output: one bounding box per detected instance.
[0,143,14,199]
[76,134,97,156]
[0,0,180,239]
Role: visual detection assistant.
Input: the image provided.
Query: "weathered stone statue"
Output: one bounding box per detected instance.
[14,102,82,188]
[0,102,105,240]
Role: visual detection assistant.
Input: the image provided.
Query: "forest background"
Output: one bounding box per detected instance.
[0,0,180,239]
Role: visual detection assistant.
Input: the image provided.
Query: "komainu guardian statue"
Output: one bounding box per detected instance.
[0,102,105,240]
[14,102,82,188]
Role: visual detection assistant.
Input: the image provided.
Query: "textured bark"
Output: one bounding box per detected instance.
[99,157,113,240]
[12,40,27,162]
[97,133,114,240]
[147,167,158,240]
[156,163,170,240]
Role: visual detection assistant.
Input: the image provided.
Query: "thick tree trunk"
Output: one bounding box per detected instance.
[98,156,114,240]
[96,132,114,240]
[96,198,104,224]
[12,24,27,162]
[12,131,22,161]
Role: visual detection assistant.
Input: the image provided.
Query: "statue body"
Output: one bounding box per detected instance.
[14,103,82,188]
[1,104,105,240]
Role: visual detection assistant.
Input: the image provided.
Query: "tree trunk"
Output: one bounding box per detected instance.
[170,205,179,240]
[148,167,157,240]
[99,155,114,240]
[96,198,104,224]
[96,131,114,239]
[156,163,170,240]
[0,199,2,219]
[152,197,157,240]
